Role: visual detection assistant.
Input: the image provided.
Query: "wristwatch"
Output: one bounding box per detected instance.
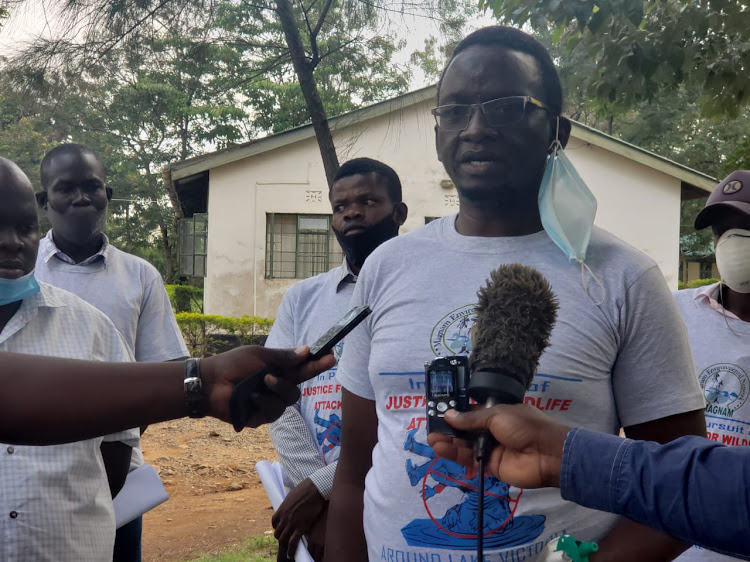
[184,358,206,418]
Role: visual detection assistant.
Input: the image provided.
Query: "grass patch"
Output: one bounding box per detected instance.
[187,534,277,562]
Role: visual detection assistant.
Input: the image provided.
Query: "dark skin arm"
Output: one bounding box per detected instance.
[100,441,132,497]
[0,347,334,445]
[324,389,377,562]
[590,410,707,562]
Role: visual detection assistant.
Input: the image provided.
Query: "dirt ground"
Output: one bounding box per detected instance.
[141,418,279,561]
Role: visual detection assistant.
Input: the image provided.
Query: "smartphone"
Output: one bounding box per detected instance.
[229,304,372,431]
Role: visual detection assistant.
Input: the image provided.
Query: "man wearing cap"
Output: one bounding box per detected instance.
[673,170,750,562]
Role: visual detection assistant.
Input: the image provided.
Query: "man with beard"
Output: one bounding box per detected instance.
[326,27,706,562]
[0,156,140,560]
[268,158,408,562]
[34,144,188,562]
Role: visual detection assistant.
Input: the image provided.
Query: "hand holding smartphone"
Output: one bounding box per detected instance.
[229,305,372,431]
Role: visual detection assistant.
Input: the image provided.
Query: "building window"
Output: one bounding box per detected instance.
[700,261,714,279]
[179,213,208,277]
[265,214,343,279]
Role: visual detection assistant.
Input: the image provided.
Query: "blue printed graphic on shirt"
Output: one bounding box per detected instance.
[314,410,342,464]
[400,429,545,550]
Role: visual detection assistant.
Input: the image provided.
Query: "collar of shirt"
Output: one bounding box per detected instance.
[40,230,110,267]
[694,282,742,321]
[335,258,357,293]
[0,285,65,345]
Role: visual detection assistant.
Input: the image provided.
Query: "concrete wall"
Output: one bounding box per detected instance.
[204,98,683,318]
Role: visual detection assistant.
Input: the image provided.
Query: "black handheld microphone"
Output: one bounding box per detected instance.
[468,263,559,409]
[467,263,558,559]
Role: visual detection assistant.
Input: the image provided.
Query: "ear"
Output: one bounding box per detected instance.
[105,186,113,201]
[548,116,572,152]
[392,202,408,227]
[35,191,48,209]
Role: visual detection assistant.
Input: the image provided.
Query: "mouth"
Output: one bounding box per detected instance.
[458,150,504,175]
[0,261,25,279]
[343,225,368,236]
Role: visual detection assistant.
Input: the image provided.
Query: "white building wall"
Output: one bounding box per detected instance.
[205,98,682,319]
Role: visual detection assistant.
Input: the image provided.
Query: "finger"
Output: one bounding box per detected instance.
[430,438,477,468]
[444,407,496,429]
[264,374,302,405]
[287,529,304,557]
[247,393,287,427]
[276,523,294,552]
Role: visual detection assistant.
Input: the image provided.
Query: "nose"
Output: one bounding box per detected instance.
[459,105,498,142]
[0,228,23,252]
[72,187,92,206]
[343,204,364,221]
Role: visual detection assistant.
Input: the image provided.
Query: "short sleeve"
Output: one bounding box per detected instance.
[134,274,189,362]
[612,266,705,427]
[335,271,376,401]
[265,289,297,349]
[102,427,141,448]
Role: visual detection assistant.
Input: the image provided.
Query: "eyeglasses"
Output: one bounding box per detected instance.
[431,96,548,131]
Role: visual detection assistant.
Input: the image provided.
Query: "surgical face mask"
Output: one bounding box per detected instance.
[715,228,750,294]
[538,143,597,263]
[0,270,41,306]
[538,125,604,303]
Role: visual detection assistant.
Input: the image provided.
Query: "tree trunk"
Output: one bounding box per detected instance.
[276,0,340,187]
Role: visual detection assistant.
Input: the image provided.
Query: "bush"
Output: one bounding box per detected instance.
[165,285,204,313]
[175,312,273,357]
[680,278,720,290]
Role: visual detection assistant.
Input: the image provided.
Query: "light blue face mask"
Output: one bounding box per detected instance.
[0,270,41,306]
[539,120,605,303]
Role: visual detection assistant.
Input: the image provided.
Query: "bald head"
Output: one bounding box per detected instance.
[0,157,34,195]
[0,157,41,281]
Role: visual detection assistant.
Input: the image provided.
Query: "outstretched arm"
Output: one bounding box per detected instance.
[0,346,334,445]
[429,405,750,560]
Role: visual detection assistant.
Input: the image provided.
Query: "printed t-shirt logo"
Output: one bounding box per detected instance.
[700,363,750,415]
[430,305,477,357]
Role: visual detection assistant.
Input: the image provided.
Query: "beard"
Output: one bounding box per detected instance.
[332,214,400,269]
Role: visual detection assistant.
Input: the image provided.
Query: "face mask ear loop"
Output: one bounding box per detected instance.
[548,116,563,155]
[717,280,742,338]
[580,260,606,306]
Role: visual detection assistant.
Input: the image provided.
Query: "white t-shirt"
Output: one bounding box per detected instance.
[337,216,705,562]
[674,283,750,562]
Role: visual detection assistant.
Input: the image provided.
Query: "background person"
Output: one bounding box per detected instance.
[35,142,189,562]
[673,170,750,562]
[268,158,407,561]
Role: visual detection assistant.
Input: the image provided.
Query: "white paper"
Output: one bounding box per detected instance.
[113,463,169,529]
[256,460,315,562]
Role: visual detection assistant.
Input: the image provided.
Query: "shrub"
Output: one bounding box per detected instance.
[165,285,204,313]
[684,278,720,290]
[175,312,274,357]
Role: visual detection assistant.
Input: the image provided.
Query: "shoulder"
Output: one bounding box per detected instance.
[285,267,341,298]
[38,283,121,328]
[359,220,439,272]
[586,227,661,287]
[108,245,165,283]
[673,285,708,311]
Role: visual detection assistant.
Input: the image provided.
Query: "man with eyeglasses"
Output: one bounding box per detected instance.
[325,26,705,562]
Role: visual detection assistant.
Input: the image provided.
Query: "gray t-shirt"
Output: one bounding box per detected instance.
[337,215,704,562]
[674,284,750,562]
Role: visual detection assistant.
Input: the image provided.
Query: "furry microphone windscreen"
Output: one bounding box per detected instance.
[470,263,559,388]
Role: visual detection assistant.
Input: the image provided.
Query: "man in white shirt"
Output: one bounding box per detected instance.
[35,143,189,561]
[0,156,140,561]
[268,158,407,561]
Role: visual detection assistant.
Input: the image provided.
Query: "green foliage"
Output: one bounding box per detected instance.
[165,284,204,313]
[680,278,720,290]
[481,0,750,118]
[175,313,273,357]
[188,535,276,561]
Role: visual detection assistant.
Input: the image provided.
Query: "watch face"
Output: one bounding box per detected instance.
[185,377,202,395]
